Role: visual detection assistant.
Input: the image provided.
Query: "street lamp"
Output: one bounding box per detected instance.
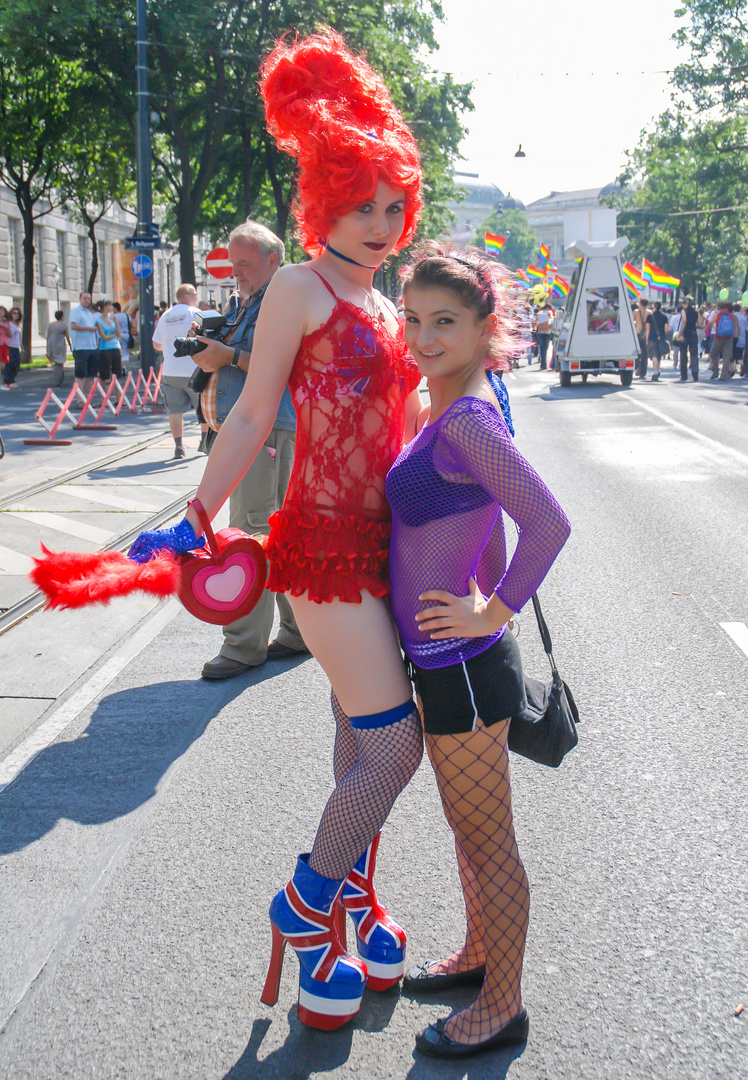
[161,241,176,305]
[50,264,62,309]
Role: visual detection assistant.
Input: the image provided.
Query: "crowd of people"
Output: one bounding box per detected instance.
[633,295,748,382]
[121,28,571,1062]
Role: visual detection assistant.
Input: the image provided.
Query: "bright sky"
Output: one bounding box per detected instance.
[431,0,686,205]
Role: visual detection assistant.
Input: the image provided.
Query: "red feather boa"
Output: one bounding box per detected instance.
[30,546,181,610]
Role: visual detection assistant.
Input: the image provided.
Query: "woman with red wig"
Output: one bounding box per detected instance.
[129,30,425,1030]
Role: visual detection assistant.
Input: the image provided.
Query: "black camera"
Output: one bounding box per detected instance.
[173,310,227,357]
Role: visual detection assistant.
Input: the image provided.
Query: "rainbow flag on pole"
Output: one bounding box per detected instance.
[551,275,570,299]
[526,264,546,281]
[515,269,530,284]
[641,258,680,292]
[484,231,506,255]
[537,244,558,272]
[622,261,645,300]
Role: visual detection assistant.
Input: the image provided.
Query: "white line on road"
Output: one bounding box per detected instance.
[0,545,36,576]
[3,509,114,544]
[0,599,181,795]
[61,485,153,512]
[625,397,748,466]
[719,622,748,659]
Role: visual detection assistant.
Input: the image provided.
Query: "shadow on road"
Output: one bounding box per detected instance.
[224,986,402,1078]
[0,665,298,855]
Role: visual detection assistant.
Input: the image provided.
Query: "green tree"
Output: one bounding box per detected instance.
[471,209,536,271]
[673,0,748,110]
[606,110,748,300]
[0,54,83,358]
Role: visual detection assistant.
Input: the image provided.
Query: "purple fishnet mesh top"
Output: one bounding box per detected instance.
[386,396,571,669]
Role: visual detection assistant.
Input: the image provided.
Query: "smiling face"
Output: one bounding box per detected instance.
[326,179,406,267]
[403,284,496,380]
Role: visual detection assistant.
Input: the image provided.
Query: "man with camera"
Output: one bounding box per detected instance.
[152,283,210,459]
[191,220,306,678]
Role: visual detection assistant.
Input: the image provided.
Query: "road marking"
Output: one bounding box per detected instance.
[719,622,748,659]
[3,509,113,544]
[0,545,36,576]
[625,397,748,466]
[0,599,181,795]
[61,485,152,512]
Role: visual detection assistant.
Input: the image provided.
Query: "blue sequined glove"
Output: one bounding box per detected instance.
[128,518,204,564]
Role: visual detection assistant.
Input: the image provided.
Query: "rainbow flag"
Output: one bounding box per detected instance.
[484,231,506,255]
[539,243,550,263]
[622,261,645,299]
[551,275,570,299]
[526,264,546,281]
[515,269,530,284]
[641,258,680,292]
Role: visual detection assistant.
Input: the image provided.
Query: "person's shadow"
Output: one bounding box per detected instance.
[0,668,288,855]
[223,984,401,1079]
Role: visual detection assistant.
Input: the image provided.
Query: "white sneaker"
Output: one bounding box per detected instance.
[0,384,11,391]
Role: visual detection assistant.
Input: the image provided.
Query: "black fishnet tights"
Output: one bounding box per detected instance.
[425,719,529,1046]
[425,837,486,976]
[308,695,422,880]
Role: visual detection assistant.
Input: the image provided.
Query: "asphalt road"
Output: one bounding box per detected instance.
[0,360,746,1079]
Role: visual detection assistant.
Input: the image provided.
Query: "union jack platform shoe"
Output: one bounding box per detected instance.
[340,832,407,991]
[260,854,368,1031]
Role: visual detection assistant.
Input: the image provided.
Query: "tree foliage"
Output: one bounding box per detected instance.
[471,209,537,271]
[607,110,748,299]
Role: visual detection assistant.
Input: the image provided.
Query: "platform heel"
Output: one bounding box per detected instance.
[341,832,407,991]
[260,854,367,1030]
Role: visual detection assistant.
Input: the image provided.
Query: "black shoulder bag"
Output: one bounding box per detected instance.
[508,592,580,767]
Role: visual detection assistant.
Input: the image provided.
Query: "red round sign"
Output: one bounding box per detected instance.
[206,246,233,280]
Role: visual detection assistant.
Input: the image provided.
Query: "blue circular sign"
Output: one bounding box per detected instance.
[131,254,153,279]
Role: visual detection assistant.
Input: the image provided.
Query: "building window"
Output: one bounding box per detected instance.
[34,226,44,285]
[56,231,67,289]
[8,219,22,283]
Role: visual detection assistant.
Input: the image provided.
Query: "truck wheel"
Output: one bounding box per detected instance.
[620,370,633,386]
[559,371,572,387]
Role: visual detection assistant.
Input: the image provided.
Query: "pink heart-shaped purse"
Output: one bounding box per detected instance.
[178,498,267,625]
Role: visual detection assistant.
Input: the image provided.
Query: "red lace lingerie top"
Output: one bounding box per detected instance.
[265,269,421,604]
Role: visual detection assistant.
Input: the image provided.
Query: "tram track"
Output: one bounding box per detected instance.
[0,424,201,637]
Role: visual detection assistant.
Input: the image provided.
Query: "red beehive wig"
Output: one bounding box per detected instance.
[260,28,423,255]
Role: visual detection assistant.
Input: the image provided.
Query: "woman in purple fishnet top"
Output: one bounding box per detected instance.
[386,244,571,1060]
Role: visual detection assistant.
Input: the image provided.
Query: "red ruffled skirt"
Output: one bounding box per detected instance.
[264,505,391,604]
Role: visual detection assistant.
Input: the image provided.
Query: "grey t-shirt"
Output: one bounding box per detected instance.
[47,321,69,363]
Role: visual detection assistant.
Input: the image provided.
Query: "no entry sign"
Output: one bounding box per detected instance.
[206,247,233,280]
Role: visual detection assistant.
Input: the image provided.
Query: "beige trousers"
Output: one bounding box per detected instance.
[220,426,305,664]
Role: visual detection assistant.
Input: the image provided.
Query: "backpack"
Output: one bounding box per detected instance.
[716,311,734,338]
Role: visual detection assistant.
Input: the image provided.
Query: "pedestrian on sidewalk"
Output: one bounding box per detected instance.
[194,220,307,680]
[68,292,99,398]
[388,244,569,1058]
[709,301,739,380]
[129,27,425,1037]
[112,302,133,369]
[534,301,552,370]
[46,310,71,387]
[678,296,699,381]
[646,300,668,380]
[151,283,209,459]
[0,306,9,387]
[733,304,747,376]
[94,300,122,383]
[3,306,23,389]
[634,297,648,377]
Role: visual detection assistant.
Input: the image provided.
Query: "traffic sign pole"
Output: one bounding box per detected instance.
[135,0,155,373]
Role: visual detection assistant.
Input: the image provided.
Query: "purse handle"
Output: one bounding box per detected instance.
[513,521,560,679]
[188,498,221,560]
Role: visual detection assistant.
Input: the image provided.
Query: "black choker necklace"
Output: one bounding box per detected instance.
[319,238,377,270]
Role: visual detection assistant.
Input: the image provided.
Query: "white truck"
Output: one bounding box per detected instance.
[553,237,639,387]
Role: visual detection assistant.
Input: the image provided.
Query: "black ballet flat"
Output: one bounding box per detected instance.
[415,1008,529,1059]
[402,960,486,992]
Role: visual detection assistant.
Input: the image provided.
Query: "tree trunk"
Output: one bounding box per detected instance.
[241,125,254,220]
[17,183,35,363]
[86,216,99,296]
[176,198,196,285]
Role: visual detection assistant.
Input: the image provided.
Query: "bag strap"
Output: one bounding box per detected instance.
[513,520,561,679]
[188,497,220,560]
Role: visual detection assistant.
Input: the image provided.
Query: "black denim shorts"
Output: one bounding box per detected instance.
[410,631,527,736]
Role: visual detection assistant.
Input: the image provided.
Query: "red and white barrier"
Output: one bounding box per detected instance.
[24,368,165,446]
